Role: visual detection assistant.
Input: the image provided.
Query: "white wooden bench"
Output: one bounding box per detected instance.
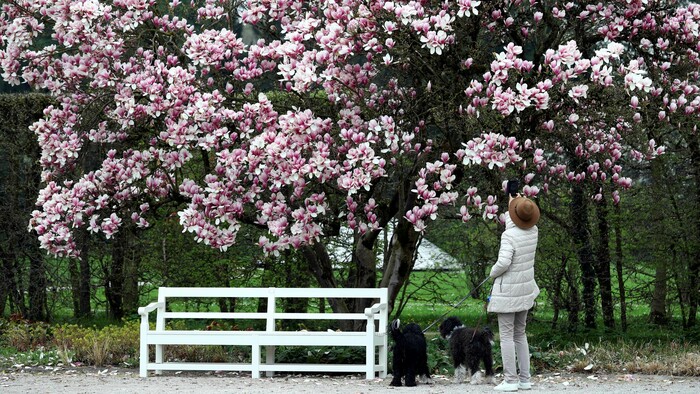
[138,287,389,379]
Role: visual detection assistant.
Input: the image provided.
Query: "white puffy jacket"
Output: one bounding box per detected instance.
[487,211,540,313]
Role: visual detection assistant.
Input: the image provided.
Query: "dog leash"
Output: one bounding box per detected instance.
[469,295,490,341]
[421,276,491,333]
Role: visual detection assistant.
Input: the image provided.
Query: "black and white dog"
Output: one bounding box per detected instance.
[389,319,432,387]
[438,316,495,384]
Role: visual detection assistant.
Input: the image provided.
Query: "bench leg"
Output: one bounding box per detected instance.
[252,345,261,379]
[366,344,375,379]
[155,345,163,375]
[378,339,388,378]
[265,346,276,377]
[139,341,148,377]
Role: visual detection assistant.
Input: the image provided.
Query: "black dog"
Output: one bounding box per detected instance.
[438,316,495,384]
[389,319,432,386]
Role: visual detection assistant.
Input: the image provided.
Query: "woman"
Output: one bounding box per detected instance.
[488,193,540,392]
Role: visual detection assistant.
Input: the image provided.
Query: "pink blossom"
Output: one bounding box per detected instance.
[420,30,449,55]
[568,85,589,103]
[457,0,481,18]
[534,12,543,23]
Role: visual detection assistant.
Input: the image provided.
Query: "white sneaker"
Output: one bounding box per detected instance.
[494,381,519,391]
[519,381,532,390]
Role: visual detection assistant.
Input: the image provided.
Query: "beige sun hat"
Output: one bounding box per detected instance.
[509,197,540,229]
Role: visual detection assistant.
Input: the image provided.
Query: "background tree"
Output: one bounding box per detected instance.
[0,93,51,320]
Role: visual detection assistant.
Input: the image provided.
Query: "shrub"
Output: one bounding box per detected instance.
[275,346,364,365]
[426,335,453,375]
[0,319,52,351]
[163,344,233,363]
[52,321,140,366]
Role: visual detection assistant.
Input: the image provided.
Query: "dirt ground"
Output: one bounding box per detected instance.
[2,368,700,393]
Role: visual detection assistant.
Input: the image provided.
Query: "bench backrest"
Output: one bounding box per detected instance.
[155,287,388,333]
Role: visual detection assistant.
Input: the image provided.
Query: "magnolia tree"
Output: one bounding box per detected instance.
[2,0,699,319]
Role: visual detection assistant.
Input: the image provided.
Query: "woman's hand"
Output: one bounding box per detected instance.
[508,193,521,206]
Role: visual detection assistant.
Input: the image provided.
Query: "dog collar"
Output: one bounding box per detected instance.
[446,324,465,340]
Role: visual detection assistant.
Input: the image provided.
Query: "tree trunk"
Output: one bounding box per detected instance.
[27,248,47,321]
[302,243,347,319]
[0,265,6,317]
[216,259,235,312]
[302,242,356,330]
[281,254,310,329]
[68,257,81,316]
[105,232,127,320]
[379,219,421,317]
[79,248,92,317]
[674,264,688,328]
[686,136,700,326]
[71,230,92,318]
[614,204,627,331]
[0,251,12,316]
[594,196,614,328]
[688,245,700,325]
[350,232,378,290]
[122,239,141,315]
[0,251,26,317]
[550,254,567,329]
[564,257,581,330]
[650,250,670,325]
[571,183,597,328]
[303,242,340,290]
[648,155,669,325]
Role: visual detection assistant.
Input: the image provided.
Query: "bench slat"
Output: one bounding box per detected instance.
[273,313,374,320]
[260,363,377,373]
[258,333,369,347]
[144,330,384,347]
[162,312,264,320]
[146,362,381,373]
[161,312,375,320]
[157,287,386,299]
[146,362,254,372]
[147,331,259,346]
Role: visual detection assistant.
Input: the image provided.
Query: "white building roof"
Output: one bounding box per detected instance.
[326,225,459,271]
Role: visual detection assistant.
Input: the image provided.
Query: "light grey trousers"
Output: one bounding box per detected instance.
[497,310,531,383]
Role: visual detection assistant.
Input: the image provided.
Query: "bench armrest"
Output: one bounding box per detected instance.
[364,302,387,317]
[138,301,165,316]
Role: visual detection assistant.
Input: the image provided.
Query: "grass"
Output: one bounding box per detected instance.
[565,339,700,375]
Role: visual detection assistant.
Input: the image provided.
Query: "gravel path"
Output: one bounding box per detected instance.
[2,368,700,393]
